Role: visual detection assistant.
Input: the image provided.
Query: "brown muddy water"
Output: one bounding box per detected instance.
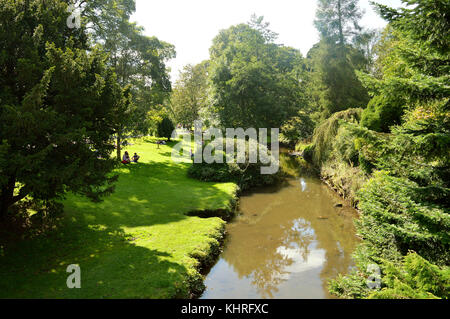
[200,154,359,299]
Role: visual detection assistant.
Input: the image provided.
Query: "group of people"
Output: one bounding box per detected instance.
[122,151,140,164]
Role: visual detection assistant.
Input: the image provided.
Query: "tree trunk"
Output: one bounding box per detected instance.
[338,0,344,45]
[116,130,122,161]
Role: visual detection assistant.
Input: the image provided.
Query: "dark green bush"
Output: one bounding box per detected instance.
[157,117,175,141]
[188,160,282,191]
[361,95,405,133]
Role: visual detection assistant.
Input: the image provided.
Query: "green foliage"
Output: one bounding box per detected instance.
[356,172,450,265]
[302,144,315,163]
[84,0,175,156]
[157,117,175,141]
[306,40,370,119]
[314,0,363,45]
[310,108,362,165]
[208,17,307,129]
[188,161,281,192]
[332,126,359,165]
[328,268,369,299]
[171,61,209,129]
[280,111,315,146]
[188,139,283,191]
[368,252,450,299]
[361,95,405,132]
[0,0,119,217]
[323,2,450,299]
[320,159,367,206]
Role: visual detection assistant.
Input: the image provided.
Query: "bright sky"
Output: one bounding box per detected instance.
[131,0,403,81]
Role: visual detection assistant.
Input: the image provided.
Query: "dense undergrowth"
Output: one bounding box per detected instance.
[295,1,450,299]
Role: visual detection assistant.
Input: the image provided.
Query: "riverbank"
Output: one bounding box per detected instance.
[0,137,238,298]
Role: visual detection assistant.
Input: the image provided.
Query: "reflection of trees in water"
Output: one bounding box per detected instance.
[223,217,314,298]
[309,184,360,296]
[220,174,359,298]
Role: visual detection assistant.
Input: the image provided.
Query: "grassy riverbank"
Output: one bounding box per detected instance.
[0,137,237,298]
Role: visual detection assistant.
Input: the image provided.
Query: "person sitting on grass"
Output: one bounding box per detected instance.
[122,151,131,164]
[132,153,140,163]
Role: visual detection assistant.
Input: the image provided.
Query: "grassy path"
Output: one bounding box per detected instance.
[0,137,237,298]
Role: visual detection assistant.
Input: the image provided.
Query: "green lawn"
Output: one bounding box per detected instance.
[0,137,237,298]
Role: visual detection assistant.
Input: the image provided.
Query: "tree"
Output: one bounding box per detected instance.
[308,0,370,119]
[0,0,120,218]
[209,17,305,129]
[75,0,175,160]
[157,117,175,141]
[280,111,315,145]
[353,28,380,72]
[329,0,450,299]
[306,39,369,119]
[314,0,364,46]
[171,61,209,130]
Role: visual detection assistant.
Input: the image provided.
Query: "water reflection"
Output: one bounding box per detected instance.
[201,154,359,299]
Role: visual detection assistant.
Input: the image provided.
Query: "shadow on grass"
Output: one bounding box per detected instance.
[0,140,231,298]
[0,221,193,298]
[64,161,233,228]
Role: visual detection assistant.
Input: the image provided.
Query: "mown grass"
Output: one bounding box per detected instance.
[0,137,237,298]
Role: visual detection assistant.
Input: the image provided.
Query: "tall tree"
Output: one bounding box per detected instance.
[306,39,369,119]
[0,0,120,218]
[209,17,305,129]
[314,0,364,45]
[73,0,175,160]
[309,0,369,119]
[171,61,209,130]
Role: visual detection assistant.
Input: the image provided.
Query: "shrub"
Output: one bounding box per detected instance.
[320,159,367,206]
[369,252,450,299]
[188,160,282,192]
[361,95,405,133]
[280,112,315,146]
[188,140,282,190]
[157,117,175,141]
[311,108,362,165]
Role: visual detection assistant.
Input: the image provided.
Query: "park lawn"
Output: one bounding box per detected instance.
[0,137,237,298]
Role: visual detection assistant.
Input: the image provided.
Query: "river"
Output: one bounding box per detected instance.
[200,153,359,299]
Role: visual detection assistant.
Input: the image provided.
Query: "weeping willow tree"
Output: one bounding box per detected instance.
[310,108,362,165]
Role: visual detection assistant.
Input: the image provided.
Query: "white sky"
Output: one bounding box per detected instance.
[131,0,403,81]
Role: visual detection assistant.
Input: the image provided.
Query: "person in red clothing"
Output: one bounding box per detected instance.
[122,151,131,164]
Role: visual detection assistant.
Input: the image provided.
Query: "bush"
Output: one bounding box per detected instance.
[320,159,367,206]
[157,117,175,141]
[188,160,282,192]
[330,171,450,298]
[356,172,450,265]
[369,252,450,299]
[361,95,405,133]
[332,126,359,166]
[280,112,315,146]
[311,108,362,165]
